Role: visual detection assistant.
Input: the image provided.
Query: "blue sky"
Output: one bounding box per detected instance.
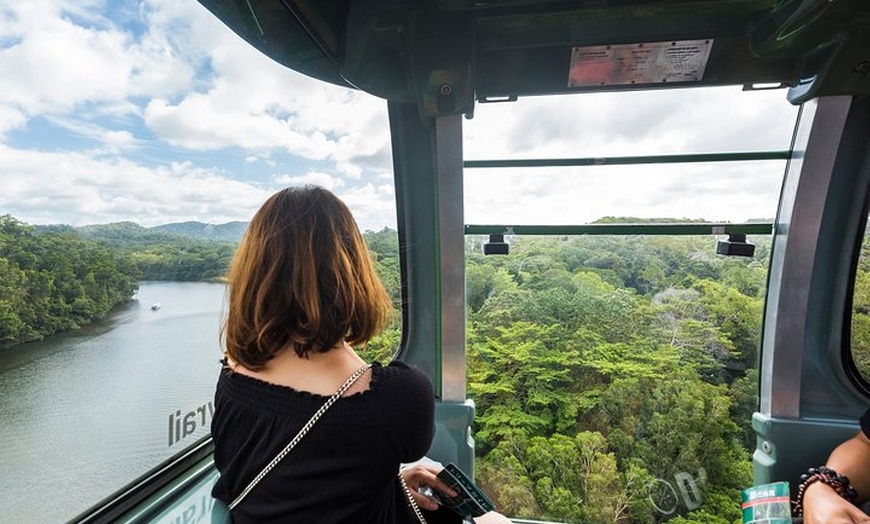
[1,1,801,231]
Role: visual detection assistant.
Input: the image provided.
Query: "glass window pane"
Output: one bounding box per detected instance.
[0,2,396,521]
[463,87,793,522]
[466,234,768,522]
[464,88,798,226]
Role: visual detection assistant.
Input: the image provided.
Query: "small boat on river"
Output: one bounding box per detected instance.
[151,303,161,311]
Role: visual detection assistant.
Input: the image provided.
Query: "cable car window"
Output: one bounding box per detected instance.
[462,89,797,522]
[0,2,395,522]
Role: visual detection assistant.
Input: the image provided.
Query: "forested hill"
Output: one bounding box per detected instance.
[78,221,238,281]
[0,217,243,347]
[153,221,247,242]
[77,221,192,246]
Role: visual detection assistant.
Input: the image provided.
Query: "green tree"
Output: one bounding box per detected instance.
[650,288,736,383]
[469,322,581,449]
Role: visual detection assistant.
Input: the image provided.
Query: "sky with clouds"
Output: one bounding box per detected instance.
[0,0,802,232]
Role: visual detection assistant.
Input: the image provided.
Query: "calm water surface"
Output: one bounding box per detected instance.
[0,282,226,523]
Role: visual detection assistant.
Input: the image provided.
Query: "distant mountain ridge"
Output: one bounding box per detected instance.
[74,221,247,246]
[76,221,184,247]
[153,221,247,243]
[70,220,242,281]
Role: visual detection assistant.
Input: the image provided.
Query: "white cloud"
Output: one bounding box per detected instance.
[335,184,397,232]
[0,144,272,226]
[144,95,335,157]
[43,116,141,152]
[103,130,136,148]
[274,172,345,191]
[0,2,196,136]
[0,105,26,136]
[138,6,390,169]
[0,10,129,126]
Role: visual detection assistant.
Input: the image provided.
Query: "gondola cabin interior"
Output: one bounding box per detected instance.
[19,0,870,522]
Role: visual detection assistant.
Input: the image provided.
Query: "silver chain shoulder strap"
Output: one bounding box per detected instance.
[228,363,373,510]
[399,473,428,524]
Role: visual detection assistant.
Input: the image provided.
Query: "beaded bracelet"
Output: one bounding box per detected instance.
[792,466,859,516]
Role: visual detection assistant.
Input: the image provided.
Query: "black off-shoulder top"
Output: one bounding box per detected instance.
[210,360,461,524]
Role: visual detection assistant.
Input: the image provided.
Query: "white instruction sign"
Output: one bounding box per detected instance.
[568,39,713,87]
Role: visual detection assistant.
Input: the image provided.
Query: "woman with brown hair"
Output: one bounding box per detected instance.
[210,186,507,523]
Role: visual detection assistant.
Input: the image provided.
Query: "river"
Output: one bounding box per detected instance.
[0,282,227,523]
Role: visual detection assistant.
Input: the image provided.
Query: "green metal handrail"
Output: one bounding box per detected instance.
[465,223,774,236]
[463,151,790,169]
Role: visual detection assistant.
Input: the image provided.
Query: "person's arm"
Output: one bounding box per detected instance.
[802,430,870,524]
[826,430,870,505]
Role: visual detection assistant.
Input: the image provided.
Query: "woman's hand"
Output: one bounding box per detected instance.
[803,482,870,524]
[400,464,458,512]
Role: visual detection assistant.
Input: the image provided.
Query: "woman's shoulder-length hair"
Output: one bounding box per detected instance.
[222,185,392,370]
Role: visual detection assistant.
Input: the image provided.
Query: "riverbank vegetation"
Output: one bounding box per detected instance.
[0,216,238,347]
[78,222,237,281]
[0,216,140,347]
